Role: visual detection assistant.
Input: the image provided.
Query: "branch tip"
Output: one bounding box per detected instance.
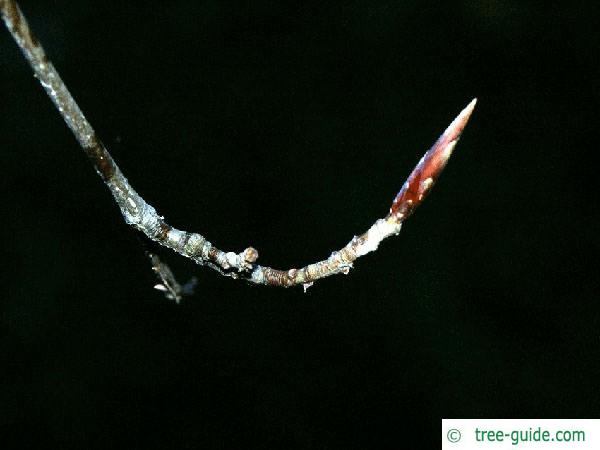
[443,98,477,143]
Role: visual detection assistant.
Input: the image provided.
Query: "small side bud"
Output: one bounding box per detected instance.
[243,247,259,264]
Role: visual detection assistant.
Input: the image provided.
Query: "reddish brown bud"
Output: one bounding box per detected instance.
[390,99,476,221]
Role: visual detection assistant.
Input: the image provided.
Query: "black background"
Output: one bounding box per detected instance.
[1,0,598,448]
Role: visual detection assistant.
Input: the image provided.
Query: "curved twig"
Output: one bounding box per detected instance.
[1,0,476,289]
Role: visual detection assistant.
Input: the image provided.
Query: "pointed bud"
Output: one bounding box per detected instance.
[389,99,476,221]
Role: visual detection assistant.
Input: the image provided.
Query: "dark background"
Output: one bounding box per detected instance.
[1,0,598,448]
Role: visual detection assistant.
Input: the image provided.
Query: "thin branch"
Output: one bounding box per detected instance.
[1,0,476,289]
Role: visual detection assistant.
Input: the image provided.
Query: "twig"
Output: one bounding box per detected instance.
[1,0,476,289]
[136,236,197,303]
